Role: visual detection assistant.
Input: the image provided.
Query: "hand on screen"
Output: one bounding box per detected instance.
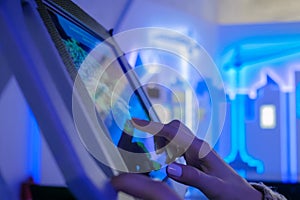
[111,119,262,200]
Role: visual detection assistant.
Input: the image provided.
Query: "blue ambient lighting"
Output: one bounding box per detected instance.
[222,35,300,181]
[27,107,41,183]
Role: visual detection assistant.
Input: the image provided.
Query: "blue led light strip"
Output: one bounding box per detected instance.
[288,92,298,182]
[225,94,264,174]
[224,100,238,163]
[27,107,41,183]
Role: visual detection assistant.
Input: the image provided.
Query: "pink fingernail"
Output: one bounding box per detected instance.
[167,163,182,177]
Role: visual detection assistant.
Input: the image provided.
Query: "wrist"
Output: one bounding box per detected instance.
[250,182,287,200]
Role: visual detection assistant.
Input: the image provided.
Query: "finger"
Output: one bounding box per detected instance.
[131,118,166,154]
[131,118,165,137]
[111,173,181,200]
[132,119,194,147]
[132,119,196,161]
[132,118,194,139]
[167,163,223,199]
[132,119,234,179]
[154,135,167,154]
[132,118,214,161]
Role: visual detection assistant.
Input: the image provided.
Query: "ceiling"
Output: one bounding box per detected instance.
[147,0,300,24]
[217,0,300,24]
[72,0,300,31]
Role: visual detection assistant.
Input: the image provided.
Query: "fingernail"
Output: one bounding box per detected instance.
[167,163,182,177]
[131,118,149,127]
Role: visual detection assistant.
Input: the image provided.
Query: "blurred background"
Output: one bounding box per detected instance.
[1,0,300,199]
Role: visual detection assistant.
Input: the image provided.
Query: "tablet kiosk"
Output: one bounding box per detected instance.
[35,0,169,180]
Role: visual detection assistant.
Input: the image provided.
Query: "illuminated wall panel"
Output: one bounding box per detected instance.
[245,77,283,181]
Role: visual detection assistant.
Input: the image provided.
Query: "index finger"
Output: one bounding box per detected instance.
[132,119,231,176]
[132,118,214,161]
[132,118,197,154]
[131,118,194,141]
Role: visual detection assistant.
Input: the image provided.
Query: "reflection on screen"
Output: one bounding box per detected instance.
[47,9,166,179]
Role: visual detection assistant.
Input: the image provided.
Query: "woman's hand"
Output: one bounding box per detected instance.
[111,119,263,200]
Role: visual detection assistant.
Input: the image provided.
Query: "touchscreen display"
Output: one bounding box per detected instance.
[47,9,166,179]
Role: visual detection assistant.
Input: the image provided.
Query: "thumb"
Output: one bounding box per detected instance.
[167,163,222,198]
